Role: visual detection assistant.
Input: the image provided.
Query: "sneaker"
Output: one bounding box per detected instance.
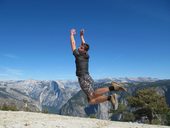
[111,81,127,92]
[110,94,118,110]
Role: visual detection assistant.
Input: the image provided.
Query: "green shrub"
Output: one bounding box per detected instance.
[0,103,18,111]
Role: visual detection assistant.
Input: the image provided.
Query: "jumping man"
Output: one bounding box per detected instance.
[70,29,127,110]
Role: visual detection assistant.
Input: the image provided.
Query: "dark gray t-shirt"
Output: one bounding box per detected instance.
[73,49,89,77]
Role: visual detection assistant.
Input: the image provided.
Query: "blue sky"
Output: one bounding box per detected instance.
[0,0,170,80]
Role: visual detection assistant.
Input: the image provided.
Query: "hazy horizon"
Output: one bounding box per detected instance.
[0,76,165,81]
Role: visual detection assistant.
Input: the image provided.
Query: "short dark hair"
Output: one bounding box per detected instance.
[84,43,89,51]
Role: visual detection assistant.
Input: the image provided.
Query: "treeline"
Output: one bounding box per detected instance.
[0,100,48,114]
[111,87,170,126]
[0,103,18,111]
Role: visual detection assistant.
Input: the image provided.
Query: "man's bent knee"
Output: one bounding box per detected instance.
[87,92,96,104]
[88,98,96,104]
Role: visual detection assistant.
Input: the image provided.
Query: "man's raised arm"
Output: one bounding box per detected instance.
[70,29,76,52]
[80,29,86,45]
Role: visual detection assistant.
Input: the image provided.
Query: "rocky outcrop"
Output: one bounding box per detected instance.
[0,80,79,113]
[0,110,169,128]
[60,80,170,120]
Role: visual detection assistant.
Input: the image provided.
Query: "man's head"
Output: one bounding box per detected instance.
[78,43,89,53]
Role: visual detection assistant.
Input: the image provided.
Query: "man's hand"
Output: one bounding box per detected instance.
[80,29,86,44]
[70,29,76,35]
[80,29,84,36]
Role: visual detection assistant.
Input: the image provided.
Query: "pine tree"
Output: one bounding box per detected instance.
[127,88,169,124]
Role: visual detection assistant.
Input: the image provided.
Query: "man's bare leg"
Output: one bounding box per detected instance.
[89,95,109,104]
[93,82,127,97]
[93,87,109,97]
[88,94,119,110]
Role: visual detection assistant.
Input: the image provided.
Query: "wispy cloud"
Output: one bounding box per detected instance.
[0,73,8,76]
[0,67,23,80]
[3,54,19,59]
[5,67,23,76]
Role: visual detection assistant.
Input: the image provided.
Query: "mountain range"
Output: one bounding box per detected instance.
[0,77,169,121]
